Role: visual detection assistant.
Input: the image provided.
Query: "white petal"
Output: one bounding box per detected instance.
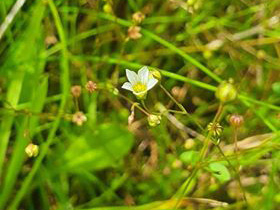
[138,66,149,84]
[122,82,133,91]
[147,78,158,90]
[126,69,139,85]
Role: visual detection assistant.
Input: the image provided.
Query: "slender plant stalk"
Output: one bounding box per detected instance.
[173,103,224,209]
[231,126,248,204]
[141,100,150,114]
[159,84,204,131]
[216,145,247,203]
[234,127,240,169]
[118,93,150,116]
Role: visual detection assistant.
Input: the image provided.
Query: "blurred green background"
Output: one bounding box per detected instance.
[0,0,280,209]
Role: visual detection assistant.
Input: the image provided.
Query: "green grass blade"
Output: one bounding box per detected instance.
[8,0,70,208]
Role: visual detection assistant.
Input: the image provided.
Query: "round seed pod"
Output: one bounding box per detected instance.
[215,81,237,103]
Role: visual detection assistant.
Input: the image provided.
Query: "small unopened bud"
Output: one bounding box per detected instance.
[187,0,196,6]
[103,4,113,13]
[25,143,39,157]
[150,69,161,81]
[203,50,213,59]
[113,88,119,95]
[71,85,82,98]
[215,80,237,103]
[229,114,244,127]
[172,159,182,169]
[147,114,161,127]
[207,122,223,136]
[72,111,87,126]
[132,12,145,24]
[45,35,57,45]
[85,81,97,93]
[128,26,142,40]
[257,50,266,60]
[184,139,195,149]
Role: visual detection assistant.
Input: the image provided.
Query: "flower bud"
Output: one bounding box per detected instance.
[257,50,266,59]
[103,4,113,13]
[215,81,237,103]
[45,35,57,46]
[132,12,145,24]
[203,50,213,59]
[71,85,82,98]
[127,26,142,40]
[184,139,195,149]
[147,114,161,127]
[150,69,161,81]
[25,143,39,157]
[229,114,244,127]
[72,111,87,126]
[113,88,119,95]
[172,159,182,169]
[187,0,196,6]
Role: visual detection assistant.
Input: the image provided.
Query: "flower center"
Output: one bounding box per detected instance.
[133,82,147,93]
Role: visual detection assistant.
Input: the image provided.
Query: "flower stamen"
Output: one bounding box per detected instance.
[133,83,147,93]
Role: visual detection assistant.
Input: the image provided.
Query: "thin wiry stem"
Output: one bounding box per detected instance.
[216,145,247,204]
[141,100,150,114]
[159,84,204,131]
[173,103,224,209]
[118,93,150,116]
[234,127,241,169]
[232,126,247,204]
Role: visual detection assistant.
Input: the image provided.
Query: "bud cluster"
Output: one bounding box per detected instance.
[71,81,97,98]
[127,11,146,40]
[25,143,39,158]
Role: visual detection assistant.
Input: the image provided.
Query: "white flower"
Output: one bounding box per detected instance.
[122,66,158,99]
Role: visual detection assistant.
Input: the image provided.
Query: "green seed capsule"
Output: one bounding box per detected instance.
[215,81,237,103]
[103,4,112,13]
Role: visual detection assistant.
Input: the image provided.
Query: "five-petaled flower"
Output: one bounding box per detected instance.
[122,66,158,99]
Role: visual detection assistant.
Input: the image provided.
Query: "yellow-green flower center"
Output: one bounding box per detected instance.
[133,82,147,93]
